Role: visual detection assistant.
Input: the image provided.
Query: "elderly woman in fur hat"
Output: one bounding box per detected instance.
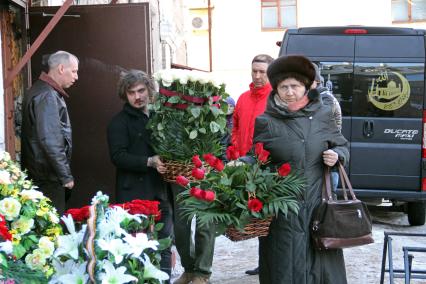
[253,55,349,284]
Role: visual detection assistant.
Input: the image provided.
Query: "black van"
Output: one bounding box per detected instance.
[278,26,426,225]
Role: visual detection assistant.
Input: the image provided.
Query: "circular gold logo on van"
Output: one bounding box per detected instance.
[367,71,410,111]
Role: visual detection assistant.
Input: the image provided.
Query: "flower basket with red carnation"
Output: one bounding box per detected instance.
[175,143,305,241]
[64,199,162,235]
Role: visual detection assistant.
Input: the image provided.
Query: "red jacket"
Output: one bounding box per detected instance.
[231,82,272,156]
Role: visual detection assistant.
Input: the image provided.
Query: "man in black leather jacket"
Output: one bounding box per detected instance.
[21,51,79,215]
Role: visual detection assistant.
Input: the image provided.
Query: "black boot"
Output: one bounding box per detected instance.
[245,266,259,275]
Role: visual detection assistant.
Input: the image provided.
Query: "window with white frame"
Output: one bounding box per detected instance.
[392,0,426,22]
[261,0,297,30]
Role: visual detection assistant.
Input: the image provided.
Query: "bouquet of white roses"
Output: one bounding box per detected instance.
[0,151,62,281]
[149,69,230,162]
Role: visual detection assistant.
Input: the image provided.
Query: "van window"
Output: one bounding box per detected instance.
[352,63,424,118]
[355,36,425,59]
[314,62,353,116]
[285,35,354,58]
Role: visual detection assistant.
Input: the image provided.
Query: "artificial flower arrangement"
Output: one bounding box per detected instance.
[49,192,171,284]
[148,69,230,165]
[0,151,62,282]
[175,143,305,238]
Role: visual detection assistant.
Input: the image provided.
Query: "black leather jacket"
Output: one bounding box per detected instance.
[21,79,73,184]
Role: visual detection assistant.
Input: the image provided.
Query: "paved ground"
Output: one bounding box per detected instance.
[171,206,426,284]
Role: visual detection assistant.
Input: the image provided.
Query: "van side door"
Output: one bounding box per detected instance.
[350,35,425,191]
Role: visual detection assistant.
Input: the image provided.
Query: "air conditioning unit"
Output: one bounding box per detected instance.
[191,14,208,30]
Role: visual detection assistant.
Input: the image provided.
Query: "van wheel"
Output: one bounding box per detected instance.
[407,202,426,226]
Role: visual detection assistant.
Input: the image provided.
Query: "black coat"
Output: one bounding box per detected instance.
[107,103,167,203]
[21,79,73,184]
[254,91,349,284]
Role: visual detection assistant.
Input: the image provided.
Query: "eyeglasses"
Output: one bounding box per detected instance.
[277,83,305,93]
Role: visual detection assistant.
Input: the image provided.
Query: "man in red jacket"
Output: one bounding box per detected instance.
[231,54,273,276]
[232,54,273,156]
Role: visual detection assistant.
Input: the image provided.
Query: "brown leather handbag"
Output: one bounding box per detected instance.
[311,163,374,250]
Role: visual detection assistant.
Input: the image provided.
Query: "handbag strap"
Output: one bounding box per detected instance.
[323,162,357,201]
[338,162,357,200]
[323,166,334,201]
[339,165,349,201]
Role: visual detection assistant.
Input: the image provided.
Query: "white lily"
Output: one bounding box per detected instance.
[55,261,89,284]
[98,238,130,264]
[49,259,88,284]
[123,232,159,257]
[61,214,77,235]
[54,234,80,260]
[142,253,170,281]
[98,206,141,238]
[54,215,85,259]
[99,261,137,284]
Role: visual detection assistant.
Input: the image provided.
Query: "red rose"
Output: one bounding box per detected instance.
[255,143,264,157]
[202,153,218,167]
[202,190,216,202]
[258,149,270,163]
[192,155,203,168]
[0,226,12,241]
[115,200,161,221]
[278,163,291,177]
[190,187,203,198]
[213,159,224,172]
[191,168,205,180]
[176,175,190,187]
[248,198,263,212]
[65,205,91,222]
[226,145,240,161]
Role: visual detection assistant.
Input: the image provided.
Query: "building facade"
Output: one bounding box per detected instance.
[184,0,426,99]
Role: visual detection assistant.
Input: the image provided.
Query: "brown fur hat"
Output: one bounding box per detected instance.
[267,55,316,90]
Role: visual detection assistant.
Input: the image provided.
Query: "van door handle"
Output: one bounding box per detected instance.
[363,120,374,138]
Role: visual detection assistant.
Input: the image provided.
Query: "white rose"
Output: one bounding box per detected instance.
[0,170,11,185]
[12,216,34,234]
[170,69,183,80]
[161,71,174,87]
[20,189,44,201]
[210,76,224,89]
[0,152,10,162]
[25,249,47,271]
[179,73,189,85]
[198,73,209,84]
[152,70,163,81]
[0,197,21,221]
[38,236,55,256]
[187,71,198,82]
